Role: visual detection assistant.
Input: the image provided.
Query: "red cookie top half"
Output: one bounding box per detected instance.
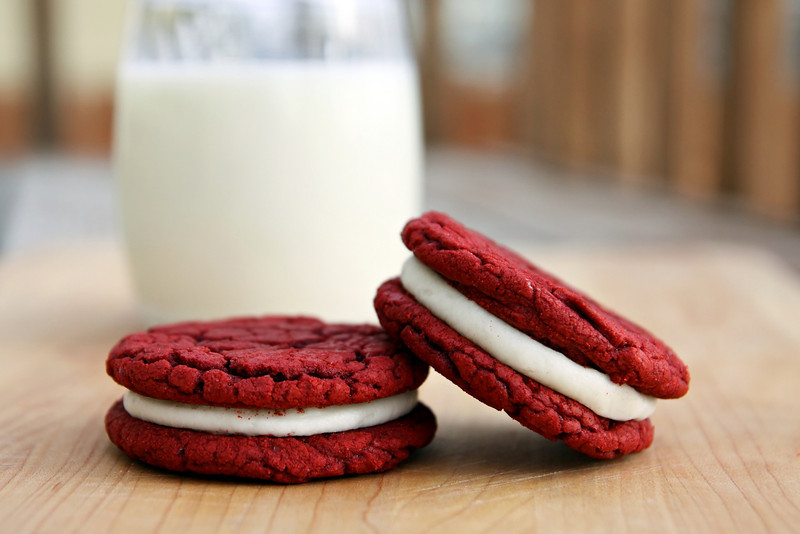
[107,316,429,410]
[401,211,689,399]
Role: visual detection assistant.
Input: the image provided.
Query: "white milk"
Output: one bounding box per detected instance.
[114,61,422,324]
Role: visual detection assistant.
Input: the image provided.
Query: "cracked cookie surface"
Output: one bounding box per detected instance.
[106,400,436,483]
[105,316,435,482]
[401,212,688,398]
[107,316,429,409]
[374,212,690,458]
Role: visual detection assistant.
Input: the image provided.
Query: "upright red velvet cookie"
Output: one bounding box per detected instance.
[105,316,436,483]
[374,212,689,459]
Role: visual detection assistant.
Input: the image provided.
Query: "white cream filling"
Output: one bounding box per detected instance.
[400,256,656,421]
[123,389,418,437]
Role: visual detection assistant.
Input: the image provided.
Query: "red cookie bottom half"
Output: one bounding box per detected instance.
[375,279,654,459]
[105,400,436,484]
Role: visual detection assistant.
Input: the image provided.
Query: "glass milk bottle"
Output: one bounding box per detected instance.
[114,0,423,324]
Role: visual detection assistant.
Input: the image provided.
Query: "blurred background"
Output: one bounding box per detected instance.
[1,0,800,267]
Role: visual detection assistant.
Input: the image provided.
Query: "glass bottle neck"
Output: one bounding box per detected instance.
[126,0,413,63]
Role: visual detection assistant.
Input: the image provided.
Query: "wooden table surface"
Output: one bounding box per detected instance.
[1,241,799,533]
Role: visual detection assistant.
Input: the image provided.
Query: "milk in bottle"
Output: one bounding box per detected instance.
[114,0,422,323]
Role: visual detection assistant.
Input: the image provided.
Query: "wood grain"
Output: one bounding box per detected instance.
[1,242,799,533]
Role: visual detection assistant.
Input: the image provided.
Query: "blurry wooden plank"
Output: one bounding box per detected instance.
[728,0,800,220]
[527,1,668,175]
[667,0,727,200]
[565,1,622,170]
[615,0,670,183]
[520,0,548,152]
[528,1,624,172]
[32,0,56,149]
[524,0,551,154]
[562,0,593,167]
[584,4,624,170]
[526,0,572,162]
[418,0,443,144]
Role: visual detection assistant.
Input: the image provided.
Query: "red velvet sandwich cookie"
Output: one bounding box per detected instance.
[374,212,689,459]
[105,316,436,483]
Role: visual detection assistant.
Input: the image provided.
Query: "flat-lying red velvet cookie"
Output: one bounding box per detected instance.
[105,316,435,483]
[374,212,688,459]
